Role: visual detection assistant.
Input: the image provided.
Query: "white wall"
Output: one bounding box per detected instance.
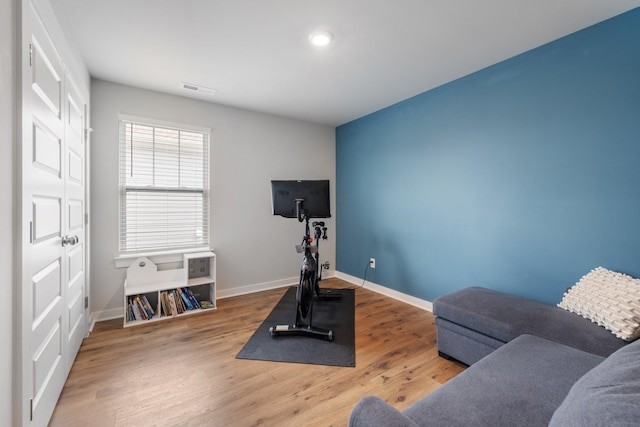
[90,79,336,320]
[1,0,16,424]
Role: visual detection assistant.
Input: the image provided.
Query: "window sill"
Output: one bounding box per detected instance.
[114,247,212,269]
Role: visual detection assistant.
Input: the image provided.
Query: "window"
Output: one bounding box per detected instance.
[119,116,210,254]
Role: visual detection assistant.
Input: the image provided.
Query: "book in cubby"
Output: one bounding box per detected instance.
[158,286,214,317]
[126,293,157,322]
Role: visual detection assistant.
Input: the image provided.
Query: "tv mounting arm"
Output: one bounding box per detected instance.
[295,198,306,222]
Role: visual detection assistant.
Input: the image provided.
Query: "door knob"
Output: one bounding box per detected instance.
[62,235,79,246]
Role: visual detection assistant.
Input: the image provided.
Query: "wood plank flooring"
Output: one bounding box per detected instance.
[49,278,465,427]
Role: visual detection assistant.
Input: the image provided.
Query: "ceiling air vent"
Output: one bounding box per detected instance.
[180,82,217,95]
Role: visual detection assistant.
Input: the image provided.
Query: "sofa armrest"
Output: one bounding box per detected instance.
[348,396,420,427]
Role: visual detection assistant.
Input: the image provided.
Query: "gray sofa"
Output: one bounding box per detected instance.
[349,287,640,426]
[433,286,626,365]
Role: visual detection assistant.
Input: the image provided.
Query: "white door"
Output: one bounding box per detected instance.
[64,76,87,374]
[21,4,87,425]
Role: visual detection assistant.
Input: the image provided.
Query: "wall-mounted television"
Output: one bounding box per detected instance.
[271,180,331,221]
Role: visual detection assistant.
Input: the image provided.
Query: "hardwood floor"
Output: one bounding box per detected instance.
[49,278,465,427]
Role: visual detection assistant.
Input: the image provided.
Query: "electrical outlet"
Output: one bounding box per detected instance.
[370,258,376,269]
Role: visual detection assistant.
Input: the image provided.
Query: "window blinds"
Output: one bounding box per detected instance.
[119,118,210,253]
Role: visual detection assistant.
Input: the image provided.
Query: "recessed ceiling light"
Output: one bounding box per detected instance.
[180,82,216,95]
[308,30,333,47]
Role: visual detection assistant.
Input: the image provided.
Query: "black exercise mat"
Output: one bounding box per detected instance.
[236,287,355,367]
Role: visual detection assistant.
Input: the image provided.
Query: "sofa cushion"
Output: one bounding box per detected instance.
[558,267,640,341]
[402,335,604,427]
[435,317,505,365]
[433,286,626,357]
[549,338,640,426]
[348,396,419,427]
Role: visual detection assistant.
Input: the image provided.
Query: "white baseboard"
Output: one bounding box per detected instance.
[91,307,125,323]
[87,314,96,334]
[216,270,339,299]
[216,276,298,299]
[89,282,298,322]
[335,271,433,312]
[89,269,431,324]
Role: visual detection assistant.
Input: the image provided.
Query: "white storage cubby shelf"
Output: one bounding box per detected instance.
[123,252,216,327]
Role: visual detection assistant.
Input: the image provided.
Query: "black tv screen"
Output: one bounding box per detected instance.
[271,180,331,220]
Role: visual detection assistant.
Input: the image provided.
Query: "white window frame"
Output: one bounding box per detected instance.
[118,114,211,256]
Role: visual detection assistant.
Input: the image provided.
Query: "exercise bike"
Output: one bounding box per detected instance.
[269,199,340,341]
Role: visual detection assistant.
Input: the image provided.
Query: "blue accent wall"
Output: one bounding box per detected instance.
[336,8,640,304]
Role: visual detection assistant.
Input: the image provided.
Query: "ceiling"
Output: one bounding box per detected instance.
[51,0,640,127]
